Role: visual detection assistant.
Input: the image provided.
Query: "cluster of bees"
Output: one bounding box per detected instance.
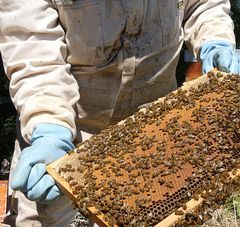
[56,72,240,226]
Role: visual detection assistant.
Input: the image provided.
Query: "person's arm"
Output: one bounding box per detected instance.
[183,0,240,74]
[0,0,80,142]
[0,0,80,202]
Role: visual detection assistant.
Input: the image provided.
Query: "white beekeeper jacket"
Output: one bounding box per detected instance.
[0,0,235,143]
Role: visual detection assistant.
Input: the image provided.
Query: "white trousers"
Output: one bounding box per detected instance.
[3,128,95,227]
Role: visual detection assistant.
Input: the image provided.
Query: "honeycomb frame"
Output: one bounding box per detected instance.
[47,71,240,226]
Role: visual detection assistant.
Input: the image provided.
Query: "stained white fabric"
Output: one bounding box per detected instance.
[0,0,235,143]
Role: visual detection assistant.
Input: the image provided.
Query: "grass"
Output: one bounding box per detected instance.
[202,192,240,227]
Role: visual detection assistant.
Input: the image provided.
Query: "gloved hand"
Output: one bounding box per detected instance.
[200,40,240,74]
[11,123,74,202]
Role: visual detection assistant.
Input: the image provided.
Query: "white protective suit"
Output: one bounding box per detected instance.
[0,0,235,226]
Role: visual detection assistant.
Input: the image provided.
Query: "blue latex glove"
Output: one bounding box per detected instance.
[200,40,240,74]
[11,123,74,202]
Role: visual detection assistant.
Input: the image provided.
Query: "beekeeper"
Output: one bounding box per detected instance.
[0,0,239,226]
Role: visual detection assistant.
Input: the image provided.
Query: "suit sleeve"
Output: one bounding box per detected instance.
[183,0,235,58]
[0,0,80,142]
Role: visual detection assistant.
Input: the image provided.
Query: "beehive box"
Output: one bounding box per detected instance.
[0,180,8,223]
[47,71,240,226]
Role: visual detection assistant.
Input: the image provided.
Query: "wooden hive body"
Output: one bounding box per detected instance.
[48,72,240,226]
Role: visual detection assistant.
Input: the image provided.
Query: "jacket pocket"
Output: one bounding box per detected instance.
[54,0,126,66]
